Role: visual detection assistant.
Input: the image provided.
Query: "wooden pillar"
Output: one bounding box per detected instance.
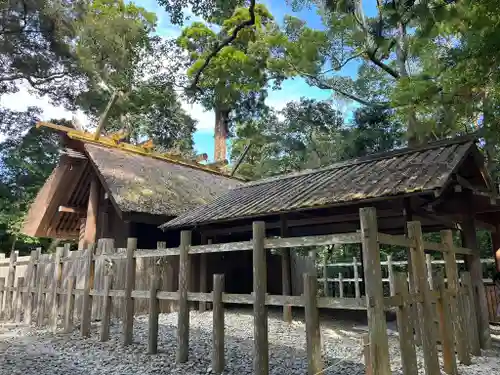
[253,221,268,375]
[212,274,225,374]
[51,247,64,332]
[304,273,323,374]
[407,221,440,375]
[280,217,292,322]
[199,236,209,312]
[461,217,492,349]
[5,250,18,320]
[100,275,113,342]
[359,207,390,375]
[147,272,160,354]
[78,218,86,250]
[83,177,99,251]
[81,244,96,337]
[123,238,137,346]
[177,230,191,363]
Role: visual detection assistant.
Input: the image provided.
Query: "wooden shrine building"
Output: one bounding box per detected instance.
[161,135,500,334]
[22,133,242,250]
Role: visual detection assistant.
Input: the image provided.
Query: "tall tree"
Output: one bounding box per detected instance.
[177,3,288,160]
[287,0,459,145]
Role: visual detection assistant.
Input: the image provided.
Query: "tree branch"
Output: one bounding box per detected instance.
[365,50,400,78]
[189,0,256,91]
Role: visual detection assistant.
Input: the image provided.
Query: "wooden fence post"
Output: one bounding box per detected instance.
[5,250,18,320]
[14,277,24,323]
[407,221,440,375]
[123,238,137,346]
[338,273,344,298]
[64,276,76,333]
[81,244,96,337]
[253,221,268,375]
[353,257,361,298]
[462,217,492,349]
[0,277,5,319]
[148,272,160,354]
[461,272,480,356]
[426,254,433,290]
[282,248,292,322]
[25,250,38,325]
[100,275,113,342]
[387,255,395,296]
[199,253,207,312]
[51,247,63,331]
[212,274,225,374]
[441,230,469,364]
[323,258,328,296]
[435,273,458,375]
[393,273,417,375]
[455,289,472,365]
[304,273,323,375]
[363,335,372,375]
[37,276,48,326]
[359,207,390,375]
[177,230,191,363]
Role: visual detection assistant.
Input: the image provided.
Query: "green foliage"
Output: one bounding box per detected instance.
[157,0,245,25]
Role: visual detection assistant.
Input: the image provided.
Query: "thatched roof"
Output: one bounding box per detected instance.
[162,136,493,229]
[86,144,242,216]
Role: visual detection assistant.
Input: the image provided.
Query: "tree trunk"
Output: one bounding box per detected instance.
[214,108,230,162]
[395,21,419,147]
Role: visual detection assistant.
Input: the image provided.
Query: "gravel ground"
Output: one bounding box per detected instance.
[0,308,499,375]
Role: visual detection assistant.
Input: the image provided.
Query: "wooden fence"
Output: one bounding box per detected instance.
[0,207,492,375]
[320,254,500,324]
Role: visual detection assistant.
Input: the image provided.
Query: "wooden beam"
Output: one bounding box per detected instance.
[83,177,99,249]
[58,206,86,215]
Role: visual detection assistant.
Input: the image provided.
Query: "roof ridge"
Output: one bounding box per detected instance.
[240,135,477,188]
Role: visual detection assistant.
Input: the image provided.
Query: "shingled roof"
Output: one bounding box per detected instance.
[161,136,484,229]
[85,144,242,217]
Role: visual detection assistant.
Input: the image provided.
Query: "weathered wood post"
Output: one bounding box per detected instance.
[441,230,470,365]
[0,277,5,319]
[359,207,390,375]
[212,274,225,374]
[177,230,191,363]
[304,273,323,375]
[407,221,440,375]
[148,272,160,354]
[199,237,209,312]
[280,218,293,323]
[435,273,458,375]
[14,277,24,323]
[282,248,293,322]
[64,276,76,333]
[393,273,417,375]
[353,257,361,298]
[338,273,344,298]
[253,221,268,375]
[81,244,96,337]
[123,238,137,345]
[363,335,372,375]
[5,250,18,320]
[322,257,328,297]
[100,275,113,342]
[461,272,480,355]
[25,250,39,325]
[51,247,64,331]
[387,255,395,296]
[37,276,48,326]
[425,254,433,290]
[461,217,492,349]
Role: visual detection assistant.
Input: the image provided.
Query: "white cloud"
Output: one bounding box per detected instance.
[0,86,89,128]
[181,101,214,131]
